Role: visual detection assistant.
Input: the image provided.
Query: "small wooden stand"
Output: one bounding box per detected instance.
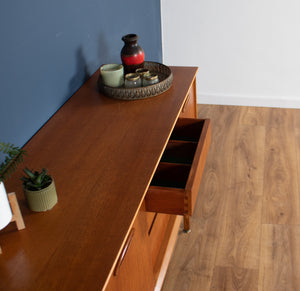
[0,192,25,254]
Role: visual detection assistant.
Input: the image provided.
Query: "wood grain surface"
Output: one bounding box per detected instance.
[258,224,300,291]
[162,105,300,291]
[263,109,300,225]
[0,67,198,290]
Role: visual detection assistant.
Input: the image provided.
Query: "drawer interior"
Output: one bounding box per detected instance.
[170,118,205,142]
[146,117,211,218]
[160,141,197,164]
[150,163,191,189]
[151,118,206,190]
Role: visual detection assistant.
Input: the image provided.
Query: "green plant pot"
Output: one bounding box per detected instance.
[24,180,58,212]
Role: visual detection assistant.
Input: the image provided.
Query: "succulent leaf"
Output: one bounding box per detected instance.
[23,168,36,179]
[21,167,52,191]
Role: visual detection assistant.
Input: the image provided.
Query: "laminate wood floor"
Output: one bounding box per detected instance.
[162,105,300,291]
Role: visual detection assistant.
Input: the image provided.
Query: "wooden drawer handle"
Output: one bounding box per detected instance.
[114,228,135,276]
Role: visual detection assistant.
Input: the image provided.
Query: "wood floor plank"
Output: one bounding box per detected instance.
[163,105,300,291]
[210,266,258,291]
[195,105,241,220]
[296,128,300,212]
[197,104,216,120]
[215,125,265,269]
[258,224,300,291]
[293,109,300,129]
[162,218,222,291]
[162,105,241,290]
[238,106,268,127]
[262,108,300,225]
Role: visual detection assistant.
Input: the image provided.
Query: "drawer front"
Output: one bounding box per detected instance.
[179,81,197,118]
[147,213,170,267]
[145,118,211,216]
[146,212,156,232]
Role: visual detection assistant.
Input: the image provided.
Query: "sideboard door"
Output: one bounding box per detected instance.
[105,207,155,291]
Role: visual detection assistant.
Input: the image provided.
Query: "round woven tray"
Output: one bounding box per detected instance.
[98,61,173,100]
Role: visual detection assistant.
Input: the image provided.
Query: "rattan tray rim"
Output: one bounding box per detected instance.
[98,61,173,100]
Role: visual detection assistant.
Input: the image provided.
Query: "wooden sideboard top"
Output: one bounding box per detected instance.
[0,66,198,290]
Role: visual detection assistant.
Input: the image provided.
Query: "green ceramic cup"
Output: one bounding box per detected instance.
[100,64,124,87]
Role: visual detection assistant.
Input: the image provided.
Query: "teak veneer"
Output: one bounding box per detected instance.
[0,66,210,290]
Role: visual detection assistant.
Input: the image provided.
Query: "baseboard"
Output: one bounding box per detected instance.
[197,92,300,109]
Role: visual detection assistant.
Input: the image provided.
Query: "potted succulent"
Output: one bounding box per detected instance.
[0,142,26,229]
[21,168,57,212]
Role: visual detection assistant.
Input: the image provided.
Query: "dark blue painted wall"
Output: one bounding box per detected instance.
[0,0,162,148]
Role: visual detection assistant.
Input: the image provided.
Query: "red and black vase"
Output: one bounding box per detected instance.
[121,34,145,74]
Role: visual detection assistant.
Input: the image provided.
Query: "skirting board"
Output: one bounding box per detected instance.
[197,93,300,109]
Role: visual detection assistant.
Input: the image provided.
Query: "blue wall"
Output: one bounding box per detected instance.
[0,0,162,148]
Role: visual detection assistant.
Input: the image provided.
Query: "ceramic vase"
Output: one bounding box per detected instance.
[121,34,145,74]
[0,182,12,229]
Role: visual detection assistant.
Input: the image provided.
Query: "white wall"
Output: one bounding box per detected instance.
[161,0,300,108]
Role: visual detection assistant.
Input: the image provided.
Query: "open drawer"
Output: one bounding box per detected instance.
[145,118,211,229]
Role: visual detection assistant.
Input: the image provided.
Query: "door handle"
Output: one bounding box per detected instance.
[113,228,135,276]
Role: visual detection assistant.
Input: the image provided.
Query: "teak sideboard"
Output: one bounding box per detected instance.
[0,66,211,290]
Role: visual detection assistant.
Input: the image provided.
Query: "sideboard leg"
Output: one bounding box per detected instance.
[183,215,191,233]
